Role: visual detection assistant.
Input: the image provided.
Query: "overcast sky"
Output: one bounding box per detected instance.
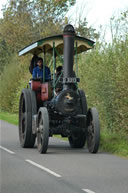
[67,0,128,27]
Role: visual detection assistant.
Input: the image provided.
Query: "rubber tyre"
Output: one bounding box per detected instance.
[37,107,49,154]
[68,132,86,148]
[28,89,37,145]
[78,89,88,115]
[19,89,36,148]
[87,107,100,153]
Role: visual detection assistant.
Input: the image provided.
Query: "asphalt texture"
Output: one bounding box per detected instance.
[0,120,128,193]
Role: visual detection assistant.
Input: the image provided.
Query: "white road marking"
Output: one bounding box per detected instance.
[26,159,62,178]
[0,145,15,154]
[82,189,96,193]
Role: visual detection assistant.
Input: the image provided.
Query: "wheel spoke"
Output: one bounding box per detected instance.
[39,124,43,132]
[37,133,41,149]
[37,121,44,149]
[22,132,25,139]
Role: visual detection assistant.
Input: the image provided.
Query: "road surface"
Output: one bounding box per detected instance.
[0,120,128,193]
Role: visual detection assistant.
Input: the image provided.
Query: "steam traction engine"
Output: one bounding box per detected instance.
[18,24,100,154]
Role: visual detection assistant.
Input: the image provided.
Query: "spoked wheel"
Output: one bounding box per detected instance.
[19,89,37,148]
[87,107,100,153]
[37,107,49,154]
[68,132,86,148]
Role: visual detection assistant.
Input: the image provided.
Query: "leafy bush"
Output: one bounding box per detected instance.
[0,54,31,112]
[78,38,128,134]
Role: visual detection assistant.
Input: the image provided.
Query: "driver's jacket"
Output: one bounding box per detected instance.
[32,66,51,81]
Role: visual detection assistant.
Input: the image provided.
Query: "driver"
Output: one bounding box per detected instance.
[32,57,51,81]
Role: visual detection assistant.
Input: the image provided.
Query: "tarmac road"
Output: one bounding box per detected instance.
[0,120,128,193]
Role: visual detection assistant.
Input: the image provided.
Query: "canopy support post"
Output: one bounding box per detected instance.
[53,42,56,95]
[75,41,78,92]
[75,41,78,77]
[43,46,46,83]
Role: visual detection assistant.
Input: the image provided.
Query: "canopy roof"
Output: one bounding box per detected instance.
[19,34,95,56]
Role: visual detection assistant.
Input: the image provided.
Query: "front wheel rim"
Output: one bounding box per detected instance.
[37,118,44,151]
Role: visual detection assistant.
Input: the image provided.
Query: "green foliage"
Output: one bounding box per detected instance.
[0,0,77,74]
[0,54,30,112]
[76,18,99,40]
[110,10,128,41]
[0,38,10,74]
[77,10,128,136]
[11,71,31,113]
[78,37,128,134]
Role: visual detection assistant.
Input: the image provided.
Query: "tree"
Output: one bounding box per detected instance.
[110,10,128,42]
[76,18,99,40]
[0,0,76,53]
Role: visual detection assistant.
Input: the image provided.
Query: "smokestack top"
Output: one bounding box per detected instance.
[63,24,75,35]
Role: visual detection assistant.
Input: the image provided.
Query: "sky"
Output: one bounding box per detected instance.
[67,0,128,27]
[0,0,128,39]
[0,0,127,26]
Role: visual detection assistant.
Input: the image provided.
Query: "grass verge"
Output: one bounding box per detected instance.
[100,130,128,158]
[0,110,18,125]
[0,110,128,158]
